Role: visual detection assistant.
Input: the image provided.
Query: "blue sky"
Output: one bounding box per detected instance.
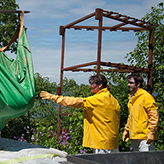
[16,0,162,84]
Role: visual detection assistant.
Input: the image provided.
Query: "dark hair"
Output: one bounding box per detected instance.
[127,74,143,88]
[89,74,111,91]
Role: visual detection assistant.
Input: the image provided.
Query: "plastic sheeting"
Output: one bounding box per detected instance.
[0,138,67,164]
[0,11,35,130]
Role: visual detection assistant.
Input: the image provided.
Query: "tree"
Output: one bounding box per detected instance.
[125,2,164,150]
[0,0,19,53]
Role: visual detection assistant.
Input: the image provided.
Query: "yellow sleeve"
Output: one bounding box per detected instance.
[54,95,83,108]
[144,94,158,112]
[144,94,158,132]
[147,109,158,133]
[124,115,130,131]
[82,96,97,110]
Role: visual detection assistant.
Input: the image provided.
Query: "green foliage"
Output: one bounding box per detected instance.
[1,113,31,142]
[0,0,19,53]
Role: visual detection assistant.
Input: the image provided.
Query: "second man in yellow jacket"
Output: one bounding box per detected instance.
[122,74,158,151]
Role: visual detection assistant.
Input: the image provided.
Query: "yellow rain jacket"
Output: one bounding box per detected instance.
[49,88,120,150]
[82,88,120,150]
[127,88,158,140]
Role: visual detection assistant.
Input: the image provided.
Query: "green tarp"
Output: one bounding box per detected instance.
[0,27,35,130]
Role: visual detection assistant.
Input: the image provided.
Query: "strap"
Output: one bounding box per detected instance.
[18,10,24,41]
[15,63,19,76]
[0,10,24,52]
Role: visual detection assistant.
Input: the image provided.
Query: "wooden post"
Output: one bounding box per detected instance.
[57,26,65,139]
[95,8,103,74]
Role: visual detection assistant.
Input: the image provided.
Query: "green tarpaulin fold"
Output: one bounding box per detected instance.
[0,27,35,130]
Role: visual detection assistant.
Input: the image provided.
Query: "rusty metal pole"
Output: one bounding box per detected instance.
[147,28,154,94]
[57,26,65,139]
[95,8,103,74]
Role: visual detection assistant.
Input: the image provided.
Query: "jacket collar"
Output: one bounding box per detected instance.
[95,88,108,95]
[128,88,145,102]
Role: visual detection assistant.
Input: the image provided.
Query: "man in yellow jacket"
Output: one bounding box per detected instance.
[122,74,158,151]
[40,74,120,153]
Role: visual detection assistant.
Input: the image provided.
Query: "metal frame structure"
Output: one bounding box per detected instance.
[57,8,157,138]
[0,10,30,13]
[0,10,30,21]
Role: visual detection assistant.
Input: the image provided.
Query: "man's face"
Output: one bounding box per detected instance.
[90,81,102,94]
[128,77,138,93]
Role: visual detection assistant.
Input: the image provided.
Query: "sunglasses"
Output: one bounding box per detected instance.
[128,82,135,84]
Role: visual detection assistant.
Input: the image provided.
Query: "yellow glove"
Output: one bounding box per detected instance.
[55,96,83,108]
[146,109,158,144]
[40,91,83,108]
[40,91,57,101]
[122,115,130,142]
[122,129,129,142]
[146,131,154,144]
